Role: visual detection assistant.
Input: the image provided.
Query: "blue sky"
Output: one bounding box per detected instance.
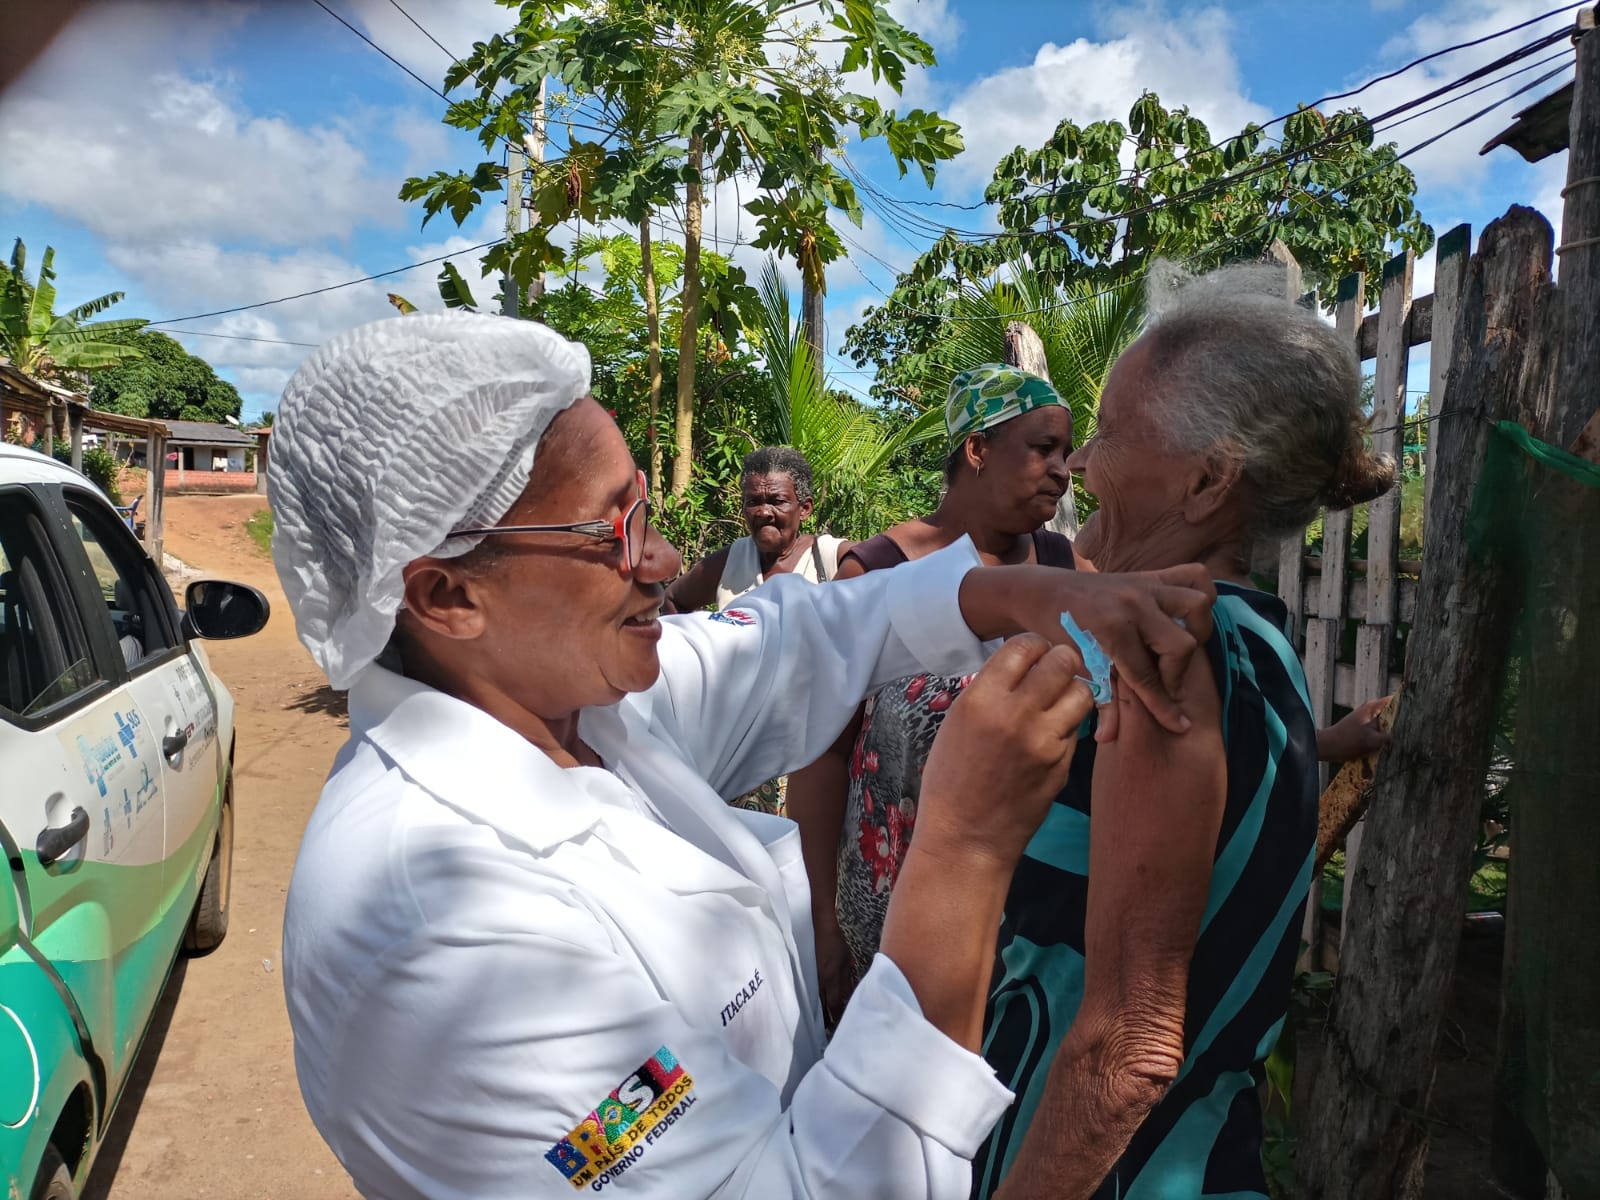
[0,0,1578,419]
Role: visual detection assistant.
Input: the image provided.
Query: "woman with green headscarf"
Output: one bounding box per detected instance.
[788,364,1080,1024]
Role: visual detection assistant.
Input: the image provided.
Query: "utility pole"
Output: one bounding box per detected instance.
[502,80,548,318]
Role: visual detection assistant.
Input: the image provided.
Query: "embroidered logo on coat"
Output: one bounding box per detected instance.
[544,1047,698,1189]
[708,608,756,627]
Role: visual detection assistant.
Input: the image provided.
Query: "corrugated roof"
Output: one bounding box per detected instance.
[164,419,257,446]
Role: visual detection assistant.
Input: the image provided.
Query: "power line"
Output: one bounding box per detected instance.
[839,73,1544,336]
[1312,1,1587,107]
[1372,46,1574,136]
[153,238,504,324]
[150,328,320,348]
[841,2,1589,220]
[310,0,450,104]
[383,0,476,84]
[846,17,1581,248]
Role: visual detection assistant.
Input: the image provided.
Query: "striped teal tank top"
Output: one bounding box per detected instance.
[973,583,1318,1199]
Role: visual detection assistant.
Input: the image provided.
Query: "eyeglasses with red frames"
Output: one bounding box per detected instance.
[449,470,652,575]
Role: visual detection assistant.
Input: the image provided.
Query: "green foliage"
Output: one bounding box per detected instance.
[89,329,242,424]
[527,242,950,559]
[749,258,945,536]
[2,434,125,503]
[79,445,123,504]
[246,509,274,555]
[401,0,963,288]
[0,238,147,379]
[845,92,1434,400]
[1303,475,1425,561]
[400,0,964,487]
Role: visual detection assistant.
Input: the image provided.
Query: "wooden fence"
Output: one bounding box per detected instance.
[1270,226,1475,964]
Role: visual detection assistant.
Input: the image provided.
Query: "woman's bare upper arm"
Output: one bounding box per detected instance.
[1083,649,1227,1010]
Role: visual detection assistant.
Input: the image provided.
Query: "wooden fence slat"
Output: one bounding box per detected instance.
[1345,249,1413,923]
[1354,290,1434,361]
[1425,224,1472,529]
[1303,576,1418,625]
[1299,270,1365,968]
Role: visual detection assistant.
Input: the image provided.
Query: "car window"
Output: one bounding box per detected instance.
[65,494,175,672]
[0,492,98,718]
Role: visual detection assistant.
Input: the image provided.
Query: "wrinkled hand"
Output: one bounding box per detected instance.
[1318,697,1394,763]
[917,635,1095,868]
[961,564,1217,743]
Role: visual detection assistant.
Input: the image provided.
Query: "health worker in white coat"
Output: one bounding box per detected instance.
[268,313,1217,1200]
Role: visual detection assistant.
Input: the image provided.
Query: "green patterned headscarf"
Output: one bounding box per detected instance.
[945,364,1068,448]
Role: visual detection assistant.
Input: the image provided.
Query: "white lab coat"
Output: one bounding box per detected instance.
[282,540,1014,1200]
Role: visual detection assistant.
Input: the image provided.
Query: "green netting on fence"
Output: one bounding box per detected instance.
[1471,420,1600,1198]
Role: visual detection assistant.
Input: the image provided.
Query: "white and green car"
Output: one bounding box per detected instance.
[0,444,267,1200]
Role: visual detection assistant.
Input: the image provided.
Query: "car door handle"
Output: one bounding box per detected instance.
[38,808,90,867]
[163,730,189,759]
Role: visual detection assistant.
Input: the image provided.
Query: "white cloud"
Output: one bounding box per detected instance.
[1345,0,1578,198]
[0,2,409,247]
[943,4,1270,183]
[340,0,517,95]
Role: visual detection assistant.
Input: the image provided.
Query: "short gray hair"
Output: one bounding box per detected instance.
[742,445,815,505]
[1140,260,1396,546]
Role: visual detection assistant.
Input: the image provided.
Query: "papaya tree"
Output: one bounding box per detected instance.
[401,0,962,496]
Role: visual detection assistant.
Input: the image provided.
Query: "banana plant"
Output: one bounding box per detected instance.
[0,239,146,380]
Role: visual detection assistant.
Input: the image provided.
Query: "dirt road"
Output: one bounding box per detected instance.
[85,494,358,1200]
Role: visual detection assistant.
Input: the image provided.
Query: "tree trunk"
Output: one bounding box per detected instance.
[1002,319,1078,537]
[641,217,664,503]
[670,135,704,497]
[802,268,825,389]
[1296,206,1560,1200]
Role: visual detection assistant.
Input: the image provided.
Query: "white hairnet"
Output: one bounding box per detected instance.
[268,312,591,689]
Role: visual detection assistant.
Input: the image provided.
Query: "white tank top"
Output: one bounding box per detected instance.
[714,534,844,609]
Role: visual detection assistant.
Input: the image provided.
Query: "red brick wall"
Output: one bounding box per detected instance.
[164,469,261,495]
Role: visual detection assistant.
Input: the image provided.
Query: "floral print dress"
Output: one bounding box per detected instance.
[837,670,975,976]
[831,528,1075,980]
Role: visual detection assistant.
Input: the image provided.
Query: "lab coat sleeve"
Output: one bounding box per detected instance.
[649,537,990,800]
[319,842,1011,1200]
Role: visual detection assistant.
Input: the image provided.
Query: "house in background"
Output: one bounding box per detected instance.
[128,419,255,471]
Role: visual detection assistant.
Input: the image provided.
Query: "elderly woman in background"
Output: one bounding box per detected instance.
[664,446,848,613]
[976,263,1398,1200]
[664,445,850,814]
[268,313,1221,1200]
[787,363,1078,1020]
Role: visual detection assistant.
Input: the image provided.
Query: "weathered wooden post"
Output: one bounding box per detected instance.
[144,428,167,565]
[255,428,271,496]
[1296,269,1363,969]
[1493,13,1600,1196]
[68,400,85,472]
[1001,319,1080,537]
[1342,250,1413,921]
[1297,206,1559,1200]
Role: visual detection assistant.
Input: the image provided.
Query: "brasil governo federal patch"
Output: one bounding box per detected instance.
[544,1047,698,1190]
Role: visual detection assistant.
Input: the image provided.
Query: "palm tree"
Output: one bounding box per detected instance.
[905,273,1145,454]
[0,238,147,381]
[752,259,945,537]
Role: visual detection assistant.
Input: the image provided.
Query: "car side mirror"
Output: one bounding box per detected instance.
[182,580,270,640]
